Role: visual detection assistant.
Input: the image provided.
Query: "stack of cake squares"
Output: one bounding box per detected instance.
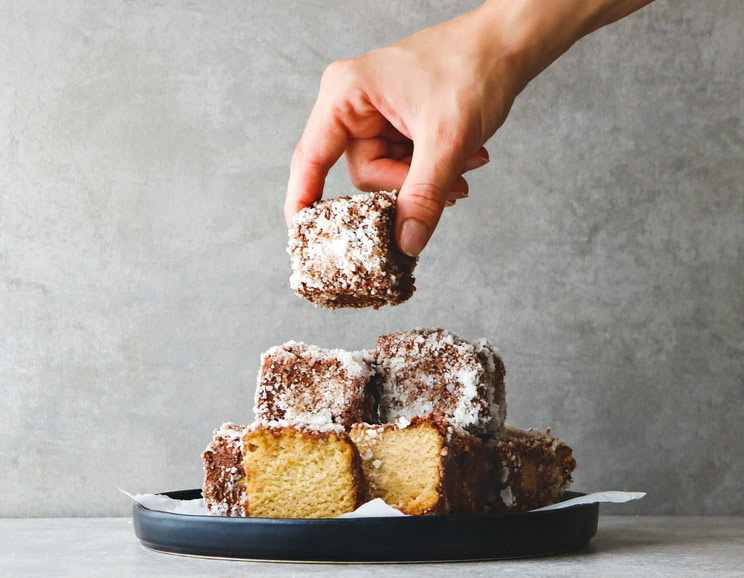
[202,192,575,518]
[203,329,575,518]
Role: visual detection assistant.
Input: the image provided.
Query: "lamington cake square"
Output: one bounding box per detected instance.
[374,329,506,436]
[202,422,249,517]
[349,416,492,515]
[254,341,375,428]
[288,191,417,309]
[241,422,365,518]
[487,426,576,512]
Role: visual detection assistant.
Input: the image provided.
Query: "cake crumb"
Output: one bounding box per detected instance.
[500,486,514,508]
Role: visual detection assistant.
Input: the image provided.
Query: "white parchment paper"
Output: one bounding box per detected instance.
[530,491,646,512]
[119,489,208,516]
[121,488,645,517]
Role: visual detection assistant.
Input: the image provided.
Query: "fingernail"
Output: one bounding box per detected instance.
[445,200,456,207]
[463,156,490,173]
[399,218,430,257]
[449,190,468,200]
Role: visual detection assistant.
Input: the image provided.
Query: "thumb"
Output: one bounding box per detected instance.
[395,142,463,257]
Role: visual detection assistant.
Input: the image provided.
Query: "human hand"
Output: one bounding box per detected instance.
[285,0,653,256]
[285,6,521,257]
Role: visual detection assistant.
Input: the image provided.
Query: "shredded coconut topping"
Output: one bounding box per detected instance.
[212,422,249,443]
[374,328,507,435]
[248,418,347,435]
[287,191,417,309]
[202,423,250,517]
[254,341,375,428]
[488,425,576,510]
[359,448,373,460]
[395,416,411,429]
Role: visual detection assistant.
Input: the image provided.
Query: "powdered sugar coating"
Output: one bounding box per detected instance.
[288,191,417,309]
[254,341,375,428]
[374,329,507,435]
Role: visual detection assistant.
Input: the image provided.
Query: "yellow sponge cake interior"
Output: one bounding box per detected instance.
[242,425,364,518]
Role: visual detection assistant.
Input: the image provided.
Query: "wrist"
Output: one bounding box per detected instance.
[475,0,622,94]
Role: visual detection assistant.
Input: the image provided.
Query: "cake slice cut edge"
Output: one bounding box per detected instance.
[241,422,366,518]
[349,415,492,515]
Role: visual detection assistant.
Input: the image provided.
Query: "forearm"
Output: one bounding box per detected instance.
[477,0,654,93]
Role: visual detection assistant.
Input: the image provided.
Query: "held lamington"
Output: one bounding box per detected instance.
[487,426,577,512]
[202,422,249,516]
[241,422,365,518]
[288,191,417,309]
[349,416,493,515]
[254,341,376,428]
[374,329,507,436]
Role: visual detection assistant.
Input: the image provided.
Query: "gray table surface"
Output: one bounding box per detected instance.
[2,516,743,577]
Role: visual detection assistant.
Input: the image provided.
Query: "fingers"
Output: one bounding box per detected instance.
[448,179,469,200]
[345,138,412,192]
[400,149,488,177]
[284,96,349,226]
[445,183,470,207]
[379,122,412,143]
[395,140,465,257]
[463,147,490,172]
[347,138,477,200]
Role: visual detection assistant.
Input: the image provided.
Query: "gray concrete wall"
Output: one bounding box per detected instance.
[1,0,742,516]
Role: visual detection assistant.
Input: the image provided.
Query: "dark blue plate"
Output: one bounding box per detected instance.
[133,490,598,562]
